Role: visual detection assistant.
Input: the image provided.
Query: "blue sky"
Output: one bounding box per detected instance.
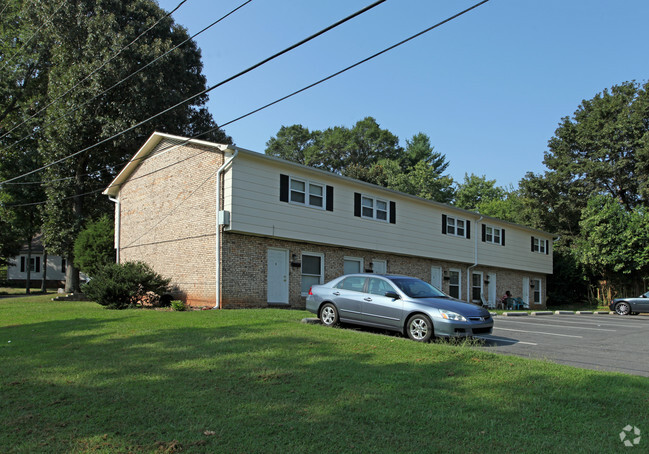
[157,0,649,188]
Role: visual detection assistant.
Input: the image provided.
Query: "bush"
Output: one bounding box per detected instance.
[170,300,186,311]
[82,261,171,309]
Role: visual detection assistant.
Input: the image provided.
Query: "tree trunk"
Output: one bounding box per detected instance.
[41,250,48,293]
[65,260,80,293]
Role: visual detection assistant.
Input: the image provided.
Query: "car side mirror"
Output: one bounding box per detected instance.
[385,291,400,299]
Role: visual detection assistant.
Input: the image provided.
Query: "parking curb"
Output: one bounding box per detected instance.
[554,310,574,315]
[531,311,553,316]
[575,311,593,315]
[301,317,321,325]
[502,312,529,316]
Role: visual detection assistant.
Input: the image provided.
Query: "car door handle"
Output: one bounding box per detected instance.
[364,297,372,302]
[332,291,340,296]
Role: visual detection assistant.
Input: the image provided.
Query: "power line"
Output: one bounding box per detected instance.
[0,0,387,186]
[0,0,254,156]
[0,0,189,137]
[5,0,491,206]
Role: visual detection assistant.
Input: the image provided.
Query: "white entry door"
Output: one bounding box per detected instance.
[267,248,289,304]
[522,277,530,306]
[487,273,497,307]
[431,266,442,290]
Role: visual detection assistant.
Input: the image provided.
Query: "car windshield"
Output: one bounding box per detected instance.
[390,278,446,298]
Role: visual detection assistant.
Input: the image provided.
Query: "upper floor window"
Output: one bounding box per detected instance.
[361,195,388,221]
[532,236,548,254]
[482,224,505,246]
[354,193,396,224]
[290,178,324,209]
[442,214,470,239]
[280,174,333,211]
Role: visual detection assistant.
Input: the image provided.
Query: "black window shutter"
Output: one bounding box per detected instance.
[546,240,549,255]
[466,221,471,239]
[326,185,334,211]
[389,201,396,224]
[531,236,535,252]
[20,256,25,272]
[481,224,486,242]
[354,193,361,217]
[279,174,289,202]
[501,229,506,246]
[442,214,447,234]
[36,256,41,273]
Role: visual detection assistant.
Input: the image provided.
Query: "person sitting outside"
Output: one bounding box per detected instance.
[499,290,512,310]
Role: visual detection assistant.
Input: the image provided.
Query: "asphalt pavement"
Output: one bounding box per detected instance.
[477,313,649,377]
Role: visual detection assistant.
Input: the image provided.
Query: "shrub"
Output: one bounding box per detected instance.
[82,261,171,309]
[170,300,186,311]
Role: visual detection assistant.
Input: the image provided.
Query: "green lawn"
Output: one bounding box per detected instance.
[1,296,647,453]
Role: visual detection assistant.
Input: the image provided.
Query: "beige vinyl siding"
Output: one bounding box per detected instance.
[224,152,553,274]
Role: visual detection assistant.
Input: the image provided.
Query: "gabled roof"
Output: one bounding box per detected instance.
[102,132,231,198]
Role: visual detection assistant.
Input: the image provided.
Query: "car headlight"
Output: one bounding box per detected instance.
[439,310,466,321]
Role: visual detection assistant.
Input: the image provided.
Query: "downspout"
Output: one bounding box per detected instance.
[467,215,484,302]
[215,147,238,309]
[108,197,120,263]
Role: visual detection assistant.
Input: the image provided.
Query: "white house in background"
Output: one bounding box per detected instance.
[6,235,69,288]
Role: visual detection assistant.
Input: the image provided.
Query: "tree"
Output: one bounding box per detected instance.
[266,121,455,202]
[73,215,115,276]
[454,173,506,211]
[1,0,232,292]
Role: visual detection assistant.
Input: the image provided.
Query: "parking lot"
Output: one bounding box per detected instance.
[478,314,649,377]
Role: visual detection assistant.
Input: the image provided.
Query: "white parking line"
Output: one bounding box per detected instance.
[495,319,616,332]
[494,327,583,338]
[476,336,538,346]
[542,317,648,328]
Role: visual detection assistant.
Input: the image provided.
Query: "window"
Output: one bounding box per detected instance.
[20,256,40,273]
[367,278,396,296]
[301,253,323,295]
[280,174,333,211]
[483,225,505,245]
[290,177,324,209]
[336,276,367,292]
[449,269,461,299]
[343,257,363,275]
[471,272,483,303]
[361,195,388,221]
[532,278,542,305]
[532,236,548,254]
[442,214,470,239]
[354,193,396,224]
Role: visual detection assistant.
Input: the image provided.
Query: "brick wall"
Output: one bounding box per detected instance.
[220,232,547,309]
[118,139,224,306]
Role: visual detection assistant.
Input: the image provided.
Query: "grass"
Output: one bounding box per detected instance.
[1,296,647,453]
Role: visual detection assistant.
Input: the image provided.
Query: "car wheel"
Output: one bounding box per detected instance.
[615,301,631,316]
[406,314,433,342]
[319,303,339,326]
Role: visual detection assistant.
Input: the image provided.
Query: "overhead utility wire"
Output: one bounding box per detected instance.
[0,0,386,185]
[0,0,188,136]
[0,0,254,156]
[3,0,67,67]
[9,0,490,203]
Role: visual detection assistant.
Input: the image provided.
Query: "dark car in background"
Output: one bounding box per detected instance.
[306,274,493,342]
[609,291,649,315]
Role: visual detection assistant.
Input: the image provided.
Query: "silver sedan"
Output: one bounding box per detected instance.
[306,274,493,341]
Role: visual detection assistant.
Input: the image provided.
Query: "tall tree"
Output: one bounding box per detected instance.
[1,0,232,291]
[454,173,506,211]
[266,121,455,202]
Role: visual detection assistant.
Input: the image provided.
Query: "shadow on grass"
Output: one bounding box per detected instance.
[1,309,648,453]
